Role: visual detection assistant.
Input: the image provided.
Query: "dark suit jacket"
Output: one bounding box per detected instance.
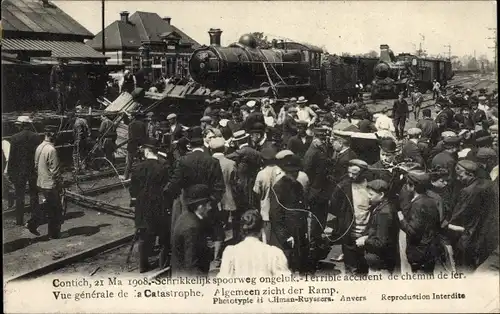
[448,178,499,268]
[129,158,170,231]
[364,199,399,269]
[416,118,439,144]
[171,211,210,276]
[127,120,147,153]
[170,124,184,141]
[8,129,41,178]
[282,115,298,145]
[287,135,312,159]
[332,148,358,181]
[165,150,224,203]
[326,178,353,240]
[471,109,487,125]
[392,99,409,118]
[399,194,440,266]
[401,140,424,166]
[303,144,331,201]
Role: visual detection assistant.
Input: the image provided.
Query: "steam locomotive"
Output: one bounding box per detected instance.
[371,45,453,99]
[188,33,360,102]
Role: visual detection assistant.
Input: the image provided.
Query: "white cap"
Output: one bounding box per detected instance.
[15,116,32,124]
[275,150,294,160]
[246,100,256,108]
[219,119,229,127]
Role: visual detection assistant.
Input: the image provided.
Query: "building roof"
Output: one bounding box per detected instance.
[2,38,107,59]
[1,0,94,39]
[87,11,201,51]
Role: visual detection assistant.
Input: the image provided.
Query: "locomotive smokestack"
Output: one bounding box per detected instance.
[379,44,396,63]
[208,28,222,46]
[120,11,130,23]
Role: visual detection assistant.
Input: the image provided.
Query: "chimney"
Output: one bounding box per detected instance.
[208,28,222,46]
[120,11,129,23]
[41,0,49,6]
[162,17,171,25]
[379,44,391,62]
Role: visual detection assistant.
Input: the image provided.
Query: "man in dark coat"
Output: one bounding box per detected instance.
[401,128,425,167]
[397,171,441,273]
[331,133,358,182]
[164,126,225,265]
[367,137,398,183]
[303,127,332,229]
[282,106,299,147]
[434,102,455,134]
[166,113,185,142]
[8,116,41,226]
[269,153,309,273]
[287,120,313,160]
[123,111,147,180]
[416,109,439,146]
[392,93,409,140]
[50,58,67,114]
[249,122,278,153]
[454,105,475,130]
[171,184,213,277]
[98,113,117,167]
[431,136,460,176]
[129,138,171,272]
[442,160,499,272]
[470,98,487,126]
[356,179,399,273]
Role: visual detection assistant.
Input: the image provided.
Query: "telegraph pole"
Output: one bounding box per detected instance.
[418,33,425,56]
[487,27,497,78]
[443,44,451,59]
[102,0,105,55]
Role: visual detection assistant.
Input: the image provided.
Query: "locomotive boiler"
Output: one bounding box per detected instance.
[189,32,312,91]
[371,44,453,99]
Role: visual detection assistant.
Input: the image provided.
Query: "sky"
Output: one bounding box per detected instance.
[54,0,497,60]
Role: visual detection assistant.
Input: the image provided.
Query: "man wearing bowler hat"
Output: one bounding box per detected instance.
[129,138,171,272]
[269,152,309,273]
[171,184,214,276]
[366,137,399,183]
[8,116,41,226]
[29,125,63,238]
[402,128,425,167]
[282,106,299,147]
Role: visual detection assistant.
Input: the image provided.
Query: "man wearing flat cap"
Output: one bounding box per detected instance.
[444,160,499,272]
[464,135,494,162]
[416,109,439,146]
[475,147,497,180]
[331,133,358,181]
[397,170,441,273]
[326,159,371,274]
[401,128,425,167]
[129,138,171,272]
[269,152,309,273]
[167,113,184,142]
[431,136,460,177]
[434,102,455,135]
[8,116,41,226]
[355,179,399,273]
[28,126,63,238]
[471,99,487,126]
[171,184,214,276]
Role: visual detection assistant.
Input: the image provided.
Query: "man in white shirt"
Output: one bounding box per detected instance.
[296,96,317,126]
[432,80,441,100]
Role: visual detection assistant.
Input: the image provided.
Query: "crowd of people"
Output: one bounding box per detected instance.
[3,82,498,278]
